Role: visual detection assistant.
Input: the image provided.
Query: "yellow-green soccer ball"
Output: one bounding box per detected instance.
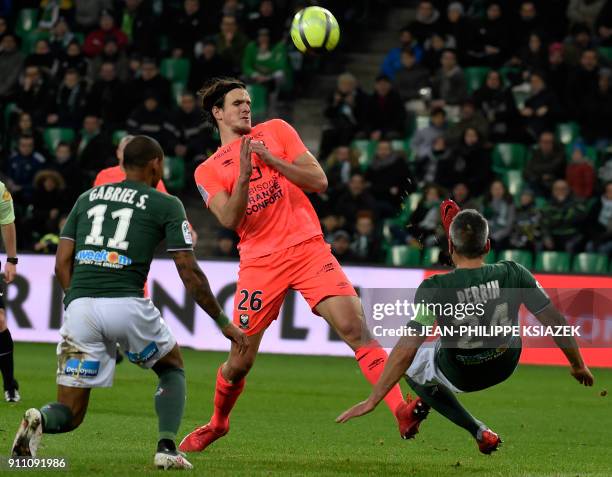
[290,6,340,53]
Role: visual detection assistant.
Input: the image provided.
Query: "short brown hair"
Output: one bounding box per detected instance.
[198,77,246,126]
[450,209,489,258]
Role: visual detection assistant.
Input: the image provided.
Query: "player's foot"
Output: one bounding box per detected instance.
[154,439,193,470]
[5,380,20,402]
[178,423,228,453]
[11,408,43,457]
[395,395,430,439]
[477,428,501,455]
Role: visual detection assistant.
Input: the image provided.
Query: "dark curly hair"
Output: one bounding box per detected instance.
[197,77,247,128]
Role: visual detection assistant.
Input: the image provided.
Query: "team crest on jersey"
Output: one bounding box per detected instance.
[182,221,193,245]
[239,314,249,329]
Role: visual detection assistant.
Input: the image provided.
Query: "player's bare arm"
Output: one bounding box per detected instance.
[55,238,75,291]
[534,305,594,386]
[208,136,252,229]
[170,249,248,354]
[336,333,427,423]
[250,141,328,193]
[1,222,17,283]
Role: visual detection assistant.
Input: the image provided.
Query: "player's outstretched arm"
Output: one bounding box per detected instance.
[535,305,594,386]
[250,141,328,193]
[208,136,252,229]
[336,333,426,423]
[170,250,248,354]
[55,238,75,291]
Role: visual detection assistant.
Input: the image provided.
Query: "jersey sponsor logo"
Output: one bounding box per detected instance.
[245,176,284,215]
[197,184,209,203]
[75,249,133,268]
[182,221,193,245]
[64,358,100,377]
[126,341,159,364]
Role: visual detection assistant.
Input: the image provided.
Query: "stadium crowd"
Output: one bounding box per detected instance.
[0,0,611,270]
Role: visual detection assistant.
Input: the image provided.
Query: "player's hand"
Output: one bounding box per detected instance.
[571,364,594,386]
[335,399,376,424]
[221,323,249,355]
[250,140,275,166]
[239,136,253,182]
[4,262,16,284]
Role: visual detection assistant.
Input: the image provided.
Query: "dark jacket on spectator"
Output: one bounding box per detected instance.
[126,104,175,153]
[365,89,406,137]
[50,80,88,129]
[541,194,588,243]
[188,53,232,93]
[87,78,129,130]
[5,150,46,201]
[523,88,561,139]
[473,84,519,142]
[566,66,600,120]
[578,76,612,142]
[169,108,209,161]
[15,76,54,126]
[524,144,566,192]
[432,66,467,105]
[334,189,378,231]
[469,16,511,66]
[0,46,25,99]
[394,63,430,101]
[168,8,208,55]
[77,131,115,184]
[126,74,172,112]
[365,153,413,209]
[56,52,89,81]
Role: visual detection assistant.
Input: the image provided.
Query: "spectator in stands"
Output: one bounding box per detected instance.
[567,0,607,32]
[519,33,548,72]
[25,39,58,77]
[83,10,128,57]
[56,40,89,80]
[546,43,571,111]
[51,141,82,204]
[581,70,612,147]
[31,169,67,239]
[0,15,7,37]
[381,27,423,80]
[421,32,447,73]
[483,180,516,251]
[524,131,567,196]
[406,184,442,247]
[331,230,357,263]
[321,213,342,243]
[468,2,510,67]
[596,1,612,46]
[170,92,209,164]
[393,47,430,105]
[564,23,593,66]
[320,72,368,160]
[74,0,112,31]
[5,135,46,203]
[47,68,87,128]
[247,0,283,43]
[452,127,492,196]
[126,57,172,112]
[214,228,239,258]
[520,71,561,140]
[77,115,114,184]
[88,38,130,82]
[324,145,360,196]
[586,181,612,255]
[451,182,481,210]
[0,34,25,102]
[411,107,446,159]
[350,211,382,263]
[408,1,441,45]
[512,2,544,53]
[126,92,174,152]
[119,0,160,57]
[215,15,249,75]
[566,144,596,199]
[431,49,467,107]
[509,189,541,252]
[442,2,473,62]
[417,135,451,187]
[168,0,207,58]
[189,39,232,92]
[87,62,128,131]
[15,65,54,127]
[473,70,520,143]
[365,140,413,212]
[567,49,601,123]
[48,17,75,56]
[334,173,378,232]
[366,75,406,140]
[9,113,43,154]
[446,99,489,147]
[33,215,67,254]
[541,179,588,252]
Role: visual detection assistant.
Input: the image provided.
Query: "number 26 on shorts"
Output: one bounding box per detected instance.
[237,289,263,311]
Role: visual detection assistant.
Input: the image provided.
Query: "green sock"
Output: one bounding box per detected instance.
[407,377,484,438]
[155,368,186,441]
[40,402,73,434]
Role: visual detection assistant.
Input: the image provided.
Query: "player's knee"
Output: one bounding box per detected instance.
[335,320,365,350]
[225,357,254,381]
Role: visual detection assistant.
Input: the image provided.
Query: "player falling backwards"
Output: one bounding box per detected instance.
[11,136,248,469]
[179,78,420,452]
[337,201,594,453]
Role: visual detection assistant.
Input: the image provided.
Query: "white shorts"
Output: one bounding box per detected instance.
[406,341,463,393]
[56,297,176,388]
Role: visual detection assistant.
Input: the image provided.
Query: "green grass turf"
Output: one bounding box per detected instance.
[1,343,610,476]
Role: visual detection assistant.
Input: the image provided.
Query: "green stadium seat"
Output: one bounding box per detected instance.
[73,32,85,45]
[386,245,421,267]
[512,88,530,109]
[572,253,609,274]
[497,249,533,269]
[112,130,128,146]
[246,83,267,120]
[15,9,38,37]
[556,122,580,145]
[399,192,422,219]
[534,251,571,273]
[422,246,441,267]
[21,29,50,53]
[3,102,18,128]
[499,66,520,86]
[598,46,612,61]
[492,143,528,172]
[415,115,429,131]
[43,128,75,151]
[172,81,186,106]
[352,139,377,171]
[500,170,524,196]
[160,58,190,83]
[163,156,186,192]
[464,67,490,93]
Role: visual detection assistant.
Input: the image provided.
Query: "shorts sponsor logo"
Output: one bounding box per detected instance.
[182,221,193,245]
[75,249,132,269]
[239,314,249,329]
[127,341,159,364]
[64,358,100,378]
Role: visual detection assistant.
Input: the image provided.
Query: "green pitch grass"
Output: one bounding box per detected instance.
[1,343,611,476]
